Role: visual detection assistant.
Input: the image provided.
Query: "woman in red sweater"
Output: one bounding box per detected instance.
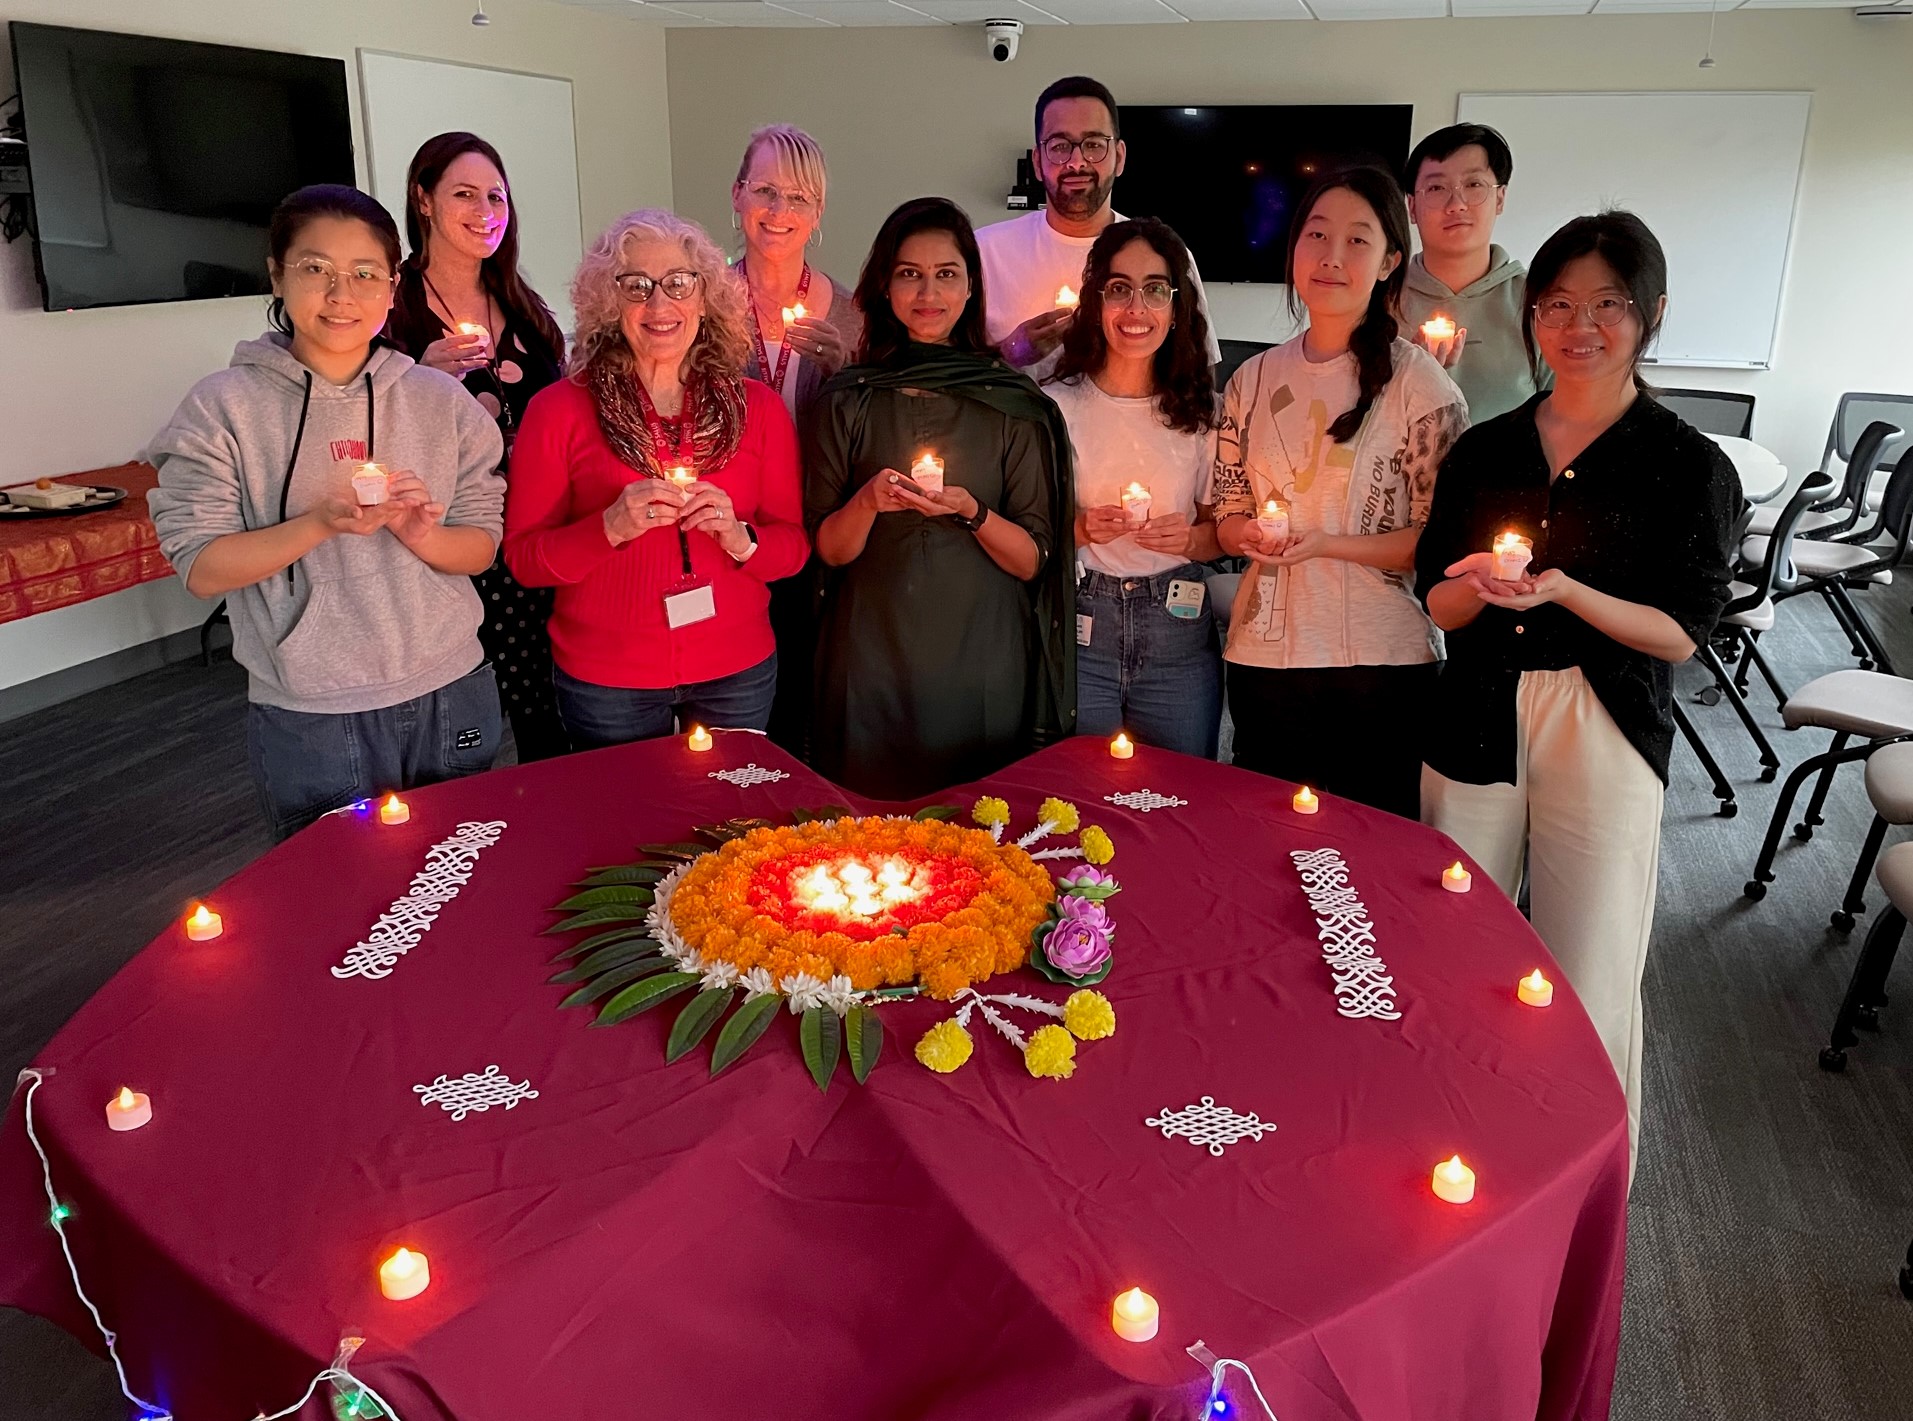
[505,209,807,747]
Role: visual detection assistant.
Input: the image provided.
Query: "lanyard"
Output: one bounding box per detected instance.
[739,261,811,395]
[633,377,700,578]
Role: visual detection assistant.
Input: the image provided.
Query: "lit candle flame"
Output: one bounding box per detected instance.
[117,1087,136,1110]
[1421,315,1456,341]
[1117,1287,1150,1317]
[1525,969,1546,991]
[1055,284,1079,309]
[781,303,807,325]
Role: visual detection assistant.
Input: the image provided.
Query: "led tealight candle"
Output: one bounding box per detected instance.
[1518,969,1554,1008]
[1111,1287,1159,1342]
[105,1087,151,1132]
[185,903,223,941]
[1421,315,1457,343]
[780,303,807,326]
[1292,785,1319,815]
[379,794,410,826]
[456,321,489,344]
[1432,1154,1476,1204]
[909,452,945,495]
[1491,531,1533,583]
[1442,861,1472,894]
[1121,481,1153,526]
[687,724,713,753]
[1255,498,1290,543]
[668,466,697,491]
[379,1247,431,1301]
[1110,732,1134,760]
[1055,284,1080,310]
[350,462,390,507]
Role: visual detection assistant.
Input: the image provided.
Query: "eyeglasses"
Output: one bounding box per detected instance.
[614,269,702,304]
[1533,294,1636,329]
[282,257,395,299]
[1416,178,1500,209]
[1040,135,1114,167]
[741,183,815,215]
[1101,278,1175,311]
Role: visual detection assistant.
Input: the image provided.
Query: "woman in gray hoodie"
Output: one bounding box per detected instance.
[149,185,507,840]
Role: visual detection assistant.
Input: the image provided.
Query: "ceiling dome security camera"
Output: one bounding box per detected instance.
[985,18,1023,63]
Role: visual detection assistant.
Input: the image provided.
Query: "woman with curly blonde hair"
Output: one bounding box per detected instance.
[504,209,807,747]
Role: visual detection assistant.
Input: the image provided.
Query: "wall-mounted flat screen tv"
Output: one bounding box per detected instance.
[1112,105,1414,285]
[8,23,354,312]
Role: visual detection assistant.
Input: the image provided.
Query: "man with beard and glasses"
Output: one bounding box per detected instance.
[979,75,1222,377]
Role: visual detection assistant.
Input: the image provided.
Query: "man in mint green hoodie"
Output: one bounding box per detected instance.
[1398,123,1551,425]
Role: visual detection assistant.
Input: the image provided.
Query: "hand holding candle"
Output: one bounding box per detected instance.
[909,453,945,496]
[667,466,699,493]
[780,303,807,327]
[1054,284,1080,310]
[1421,316,1456,343]
[351,462,390,507]
[1490,531,1533,583]
[1255,498,1290,545]
[1121,482,1153,526]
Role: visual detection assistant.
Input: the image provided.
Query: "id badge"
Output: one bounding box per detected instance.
[1077,613,1093,647]
[1166,579,1207,620]
[664,581,717,630]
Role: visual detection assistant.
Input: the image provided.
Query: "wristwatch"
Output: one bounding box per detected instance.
[952,503,988,534]
[730,522,759,562]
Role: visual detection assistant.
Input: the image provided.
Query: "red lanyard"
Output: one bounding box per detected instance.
[740,261,811,395]
[633,378,700,477]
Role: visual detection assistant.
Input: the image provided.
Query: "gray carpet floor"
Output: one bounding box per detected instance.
[4,590,1913,1420]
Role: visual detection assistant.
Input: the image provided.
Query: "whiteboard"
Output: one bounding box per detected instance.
[357,51,584,335]
[1456,91,1810,369]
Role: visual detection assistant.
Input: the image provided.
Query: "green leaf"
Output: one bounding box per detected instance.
[790,807,813,824]
[550,929,654,963]
[639,842,712,861]
[710,994,782,1076]
[549,940,660,984]
[666,988,737,1062]
[575,865,667,887]
[694,817,777,846]
[800,1007,841,1092]
[912,804,959,821]
[555,885,653,911]
[595,972,698,1026]
[845,1004,882,1084]
[559,957,675,1008]
[803,805,855,823]
[542,904,650,934]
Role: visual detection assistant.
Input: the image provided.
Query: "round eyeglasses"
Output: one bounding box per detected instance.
[614,269,702,304]
[1533,295,1635,329]
[1101,278,1176,311]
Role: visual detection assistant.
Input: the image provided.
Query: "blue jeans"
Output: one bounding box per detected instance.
[1073,563,1223,759]
[247,663,502,841]
[554,653,778,751]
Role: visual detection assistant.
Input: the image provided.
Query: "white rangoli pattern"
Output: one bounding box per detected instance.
[1146,1097,1277,1156]
[331,820,507,980]
[414,1064,539,1121]
[1290,847,1400,1021]
[1103,789,1189,813]
[709,763,790,787]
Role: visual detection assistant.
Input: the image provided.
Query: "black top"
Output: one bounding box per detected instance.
[1415,392,1740,785]
[386,272,563,455]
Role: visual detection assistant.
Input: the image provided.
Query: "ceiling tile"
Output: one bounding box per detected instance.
[653,1,831,21]
[1738,0,1867,7]
[1452,0,1593,12]
[777,0,949,20]
[1591,0,1721,10]
[1038,0,1189,19]
[913,1,1069,22]
[1168,0,1314,14]
[1305,0,1447,17]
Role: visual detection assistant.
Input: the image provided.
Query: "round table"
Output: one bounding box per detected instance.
[1707,433,1787,503]
[0,737,1628,1421]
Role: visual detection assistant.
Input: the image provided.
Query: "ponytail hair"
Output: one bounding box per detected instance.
[1284,165,1412,444]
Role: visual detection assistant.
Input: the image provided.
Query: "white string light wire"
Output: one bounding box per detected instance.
[13,1067,406,1421]
[1188,1339,1279,1419]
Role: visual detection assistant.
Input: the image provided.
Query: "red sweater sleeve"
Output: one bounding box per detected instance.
[504,382,623,588]
[738,380,809,583]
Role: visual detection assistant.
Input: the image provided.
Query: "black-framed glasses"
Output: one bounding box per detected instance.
[614,269,702,304]
[1040,135,1113,166]
[1415,178,1500,209]
[1533,294,1635,329]
[1101,278,1175,311]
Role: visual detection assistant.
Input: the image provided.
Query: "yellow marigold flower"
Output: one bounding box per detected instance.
[972,797,1011,828]
[1080,826,1115,865]
[915,1019,974,1074]
[1038,798,1080,834]
[1063,990,1116,1041]
[1024,1023,1077,1080]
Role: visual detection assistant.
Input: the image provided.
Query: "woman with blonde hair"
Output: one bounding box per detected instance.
[504,209,807,748]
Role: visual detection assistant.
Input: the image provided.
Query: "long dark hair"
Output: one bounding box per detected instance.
[853,197,993,365]
[1050,218,1215,436]
[1522,210,1667,393]
[396,132,563,361]
[1286,166,1411,444]
[266,184,402,338]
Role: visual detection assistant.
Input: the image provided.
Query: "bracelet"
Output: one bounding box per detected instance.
[953,504,988,534]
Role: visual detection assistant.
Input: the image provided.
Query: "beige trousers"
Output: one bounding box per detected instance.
[1421,667,1663,1180]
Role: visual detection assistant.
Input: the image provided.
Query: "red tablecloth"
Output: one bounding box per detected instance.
[0,463,170,625]
[0,737,1628,1421]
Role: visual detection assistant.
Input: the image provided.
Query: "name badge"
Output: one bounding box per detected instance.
[1166,579,1207,620]
[664,582,717,630]
[1076,613,1093,647]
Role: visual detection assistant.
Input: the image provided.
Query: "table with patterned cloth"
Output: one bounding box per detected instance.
[0,736,1629,1421]
[0,463,170,624]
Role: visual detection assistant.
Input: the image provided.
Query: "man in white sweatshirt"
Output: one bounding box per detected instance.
[979,75,1221,375]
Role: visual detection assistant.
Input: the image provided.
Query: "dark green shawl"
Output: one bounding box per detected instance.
[815,342,1078,748]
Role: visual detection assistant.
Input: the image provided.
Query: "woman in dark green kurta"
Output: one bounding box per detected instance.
[806,198,1075,800]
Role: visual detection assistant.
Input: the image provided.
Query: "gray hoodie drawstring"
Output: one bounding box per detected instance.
[279,369,375,588]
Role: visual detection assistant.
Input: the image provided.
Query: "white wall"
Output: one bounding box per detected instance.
[664,10,1913,482]
[0,0,672,690]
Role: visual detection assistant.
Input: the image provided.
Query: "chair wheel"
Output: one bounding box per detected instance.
[1793,824,1814,842]
[1833,911,1856,932]
[1857,1004,1881,1031]
[1718,800,1738,818]
[1819,1046,1848,1072]
[1698,687,1723,707]
[1745,880,1768,901]
[1861,659,1876,672]
[1760,766,1778,782]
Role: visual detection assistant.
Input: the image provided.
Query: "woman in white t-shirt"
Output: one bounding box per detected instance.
[1047,218,1222,758]
[1214,167,1469,817]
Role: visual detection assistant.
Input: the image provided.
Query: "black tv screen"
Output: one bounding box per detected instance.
[8,24,354,311]
[1112,106,1414,285]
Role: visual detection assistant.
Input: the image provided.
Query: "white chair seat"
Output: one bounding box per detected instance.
[1783,670,1913,739]
[1722,579,1775,632]
[1745,504,1844,537]
[1874,839,1913,914]
[1741,536,1891,583]
[1864,742,1913,825]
